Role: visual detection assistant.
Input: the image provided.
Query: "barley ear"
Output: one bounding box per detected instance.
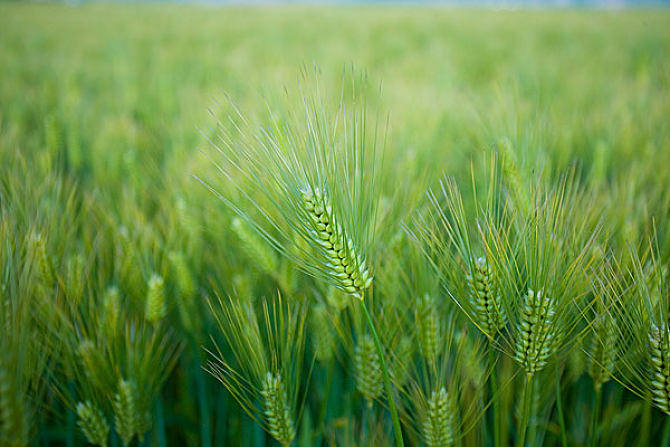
[260,372,295,447]
[311,304,335,362]
[422,387,456,447]
[648,324,670,414]
[354,335,383,407]
[76,401,110,447]
[416,294,440,362]
[514,289,557,375]
[588,315,616,390]
[113,379,138,446]
[231,218,278,275]
[145,274,166,325]
[467,257,507,338]
[301,187,372,299]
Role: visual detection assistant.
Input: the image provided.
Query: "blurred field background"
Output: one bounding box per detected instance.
[1,4,670,447]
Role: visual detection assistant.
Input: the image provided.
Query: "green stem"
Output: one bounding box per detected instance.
[360,299,404,447]
[555,364,568,447]
[66,381,75,447]
[155,398,167,447]
[590,384,602,447]
[489,347,500,447]
[661,414,670,447]
[516,374,533,447]
[194,348,212,447]
[314,360,335,446]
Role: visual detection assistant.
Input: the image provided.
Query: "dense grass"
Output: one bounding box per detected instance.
[1,4,670,447]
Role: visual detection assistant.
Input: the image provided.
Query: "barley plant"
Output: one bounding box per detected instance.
[1,4,670,446]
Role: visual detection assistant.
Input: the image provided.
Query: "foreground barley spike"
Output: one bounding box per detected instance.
[423,387,455,447]
[260,372,295,447]
[76,401,110,447]
[514,288,558,375]
[588,314,617,390]
[301,186,372,299]
[354,335,383,406]
[145,274,166,324]
[113,379,138,446]
[416,294,440,362]
[467,256,507,339]
[311,304,335,362]
[232,217,278,274]
[648,323,670,414]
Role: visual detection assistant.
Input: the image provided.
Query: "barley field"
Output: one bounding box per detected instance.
[1,4,670,447]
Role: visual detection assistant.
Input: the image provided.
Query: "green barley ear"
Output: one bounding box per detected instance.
[391,335,414,387]
[78,340,106,390]
[467,257,507,339]
[301,187,372,299]
[354,335,383,406]
[168,250,195,298]
[499,138,529,216]
[113,379,138,446]
[514,289,558,375]
[168,251,196,332]
[0,361,29,447]
[145,274,166,324]
[30,232,54,288]
[76,401,109,447]
[311,304,335,362]
[648,323,670,414]
[260,372,296,447]
[416,294,440,362]
[231,217,278,275]
[422,387,455,447]
[588,315,617,390]
[100,286,120,339]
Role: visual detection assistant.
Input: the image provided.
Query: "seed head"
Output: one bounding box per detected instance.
[76,401,109,447]
[354,335,383,406]
[422,387,455,447]
[514,289,558,375]
[301,187,372,299]
[467,257,507,338]
[145,274,166,325]
[260,372,295,447]
[648,323,670,414]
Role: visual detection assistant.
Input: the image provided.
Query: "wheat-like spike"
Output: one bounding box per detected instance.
[0,361,29,447]
[514,289,557,375]
[76,401,110,447]
[168,251,196,331]
[422,387,455,447]
[100,286,120,339]
[145,274,166,324]
[231,217,278,275]
[311,304,335,362]
[391,336,414,387]
[260,372,295,447]
[588,315,617,390]
[113,379,138,446]
[301,187,372,299]
[78,340,106,389]
[354,335,383,406]
[31,232,54,288]
[467,257,507,338]
[416,294,440,362]
[648,323,670,414]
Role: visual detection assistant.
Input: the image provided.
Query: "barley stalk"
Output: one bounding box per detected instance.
[301,187,371,299]
[260,372,295,447]
[0,360,29,447]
